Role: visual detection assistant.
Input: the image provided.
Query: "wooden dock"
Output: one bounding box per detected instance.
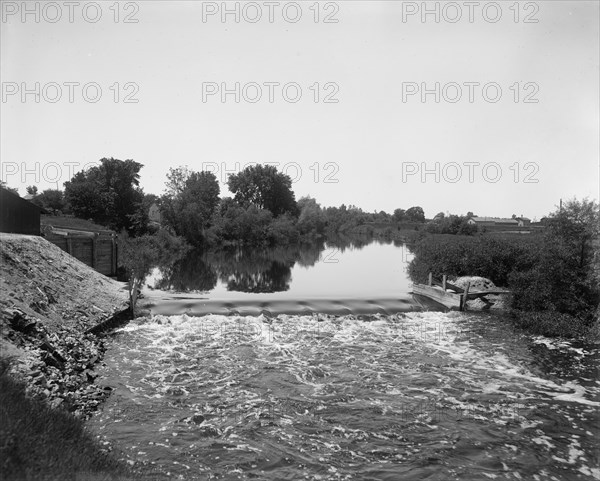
[411,273,509,311]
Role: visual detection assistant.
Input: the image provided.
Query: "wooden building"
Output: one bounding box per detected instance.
[0,187,42,235]
[43,226,118,277]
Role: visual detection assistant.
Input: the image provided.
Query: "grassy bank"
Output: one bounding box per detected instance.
[0,358,132,481]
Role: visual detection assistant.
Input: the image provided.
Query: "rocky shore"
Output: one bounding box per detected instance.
[0,233,129,418]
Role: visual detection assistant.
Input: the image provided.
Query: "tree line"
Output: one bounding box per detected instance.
[16,157,432,246]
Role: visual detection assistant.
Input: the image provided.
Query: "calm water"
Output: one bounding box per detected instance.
[90,241,600,480]
[143,238,418,316]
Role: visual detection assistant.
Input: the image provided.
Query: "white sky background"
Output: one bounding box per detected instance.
[1,0,598,220]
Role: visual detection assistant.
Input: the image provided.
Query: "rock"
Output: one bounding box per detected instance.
[453,276,496,290]
[191,414,205,424]
[39,341,66,365]
[41,351,64,370]
[5,309,38,334]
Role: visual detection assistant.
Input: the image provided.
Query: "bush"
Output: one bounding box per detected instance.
[408,235,539,286]
[268,214,300,245]
[118,229,190,313]
[509,311,591,338]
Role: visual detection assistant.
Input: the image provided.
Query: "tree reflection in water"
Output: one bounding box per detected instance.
[151,234,388,294]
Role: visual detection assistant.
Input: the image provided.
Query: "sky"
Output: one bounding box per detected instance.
[1,0,598,220]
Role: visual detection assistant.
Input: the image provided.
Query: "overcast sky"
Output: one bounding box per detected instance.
[1,0,598,220]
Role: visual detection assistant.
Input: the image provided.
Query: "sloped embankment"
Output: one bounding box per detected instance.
[0,233,129,415]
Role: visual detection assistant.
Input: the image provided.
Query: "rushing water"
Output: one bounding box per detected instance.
[90,241,600,480]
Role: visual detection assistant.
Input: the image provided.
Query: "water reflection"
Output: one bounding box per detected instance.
[151,234,402,294]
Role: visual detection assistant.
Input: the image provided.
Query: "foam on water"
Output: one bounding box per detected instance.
[90,312,600,480]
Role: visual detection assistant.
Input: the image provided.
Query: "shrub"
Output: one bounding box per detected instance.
[268,214,300,245]
[509,311,591,338]
[408,235,539,286]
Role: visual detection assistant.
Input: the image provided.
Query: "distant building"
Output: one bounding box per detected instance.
[0,187,43,235]
[516,217,531,227]
[467,216,519,227]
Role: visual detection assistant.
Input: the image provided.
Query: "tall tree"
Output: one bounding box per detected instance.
[297,196,326,235]
[161,167,220,245]
[64,158,144,232]
[227,165,298,217]
[547,198,599,269]
[405,206,426,223]
[392,208,406,222]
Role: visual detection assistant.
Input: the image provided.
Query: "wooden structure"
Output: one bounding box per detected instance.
[412,273,509,311]
[0,187,43,235]
[43,226,118,277]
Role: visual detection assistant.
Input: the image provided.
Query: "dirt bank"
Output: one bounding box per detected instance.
[0,233,129,416]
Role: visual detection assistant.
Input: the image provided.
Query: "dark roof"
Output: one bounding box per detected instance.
[1,186,43,211]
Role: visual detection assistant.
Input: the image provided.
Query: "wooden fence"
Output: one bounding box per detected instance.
[43,227,118,276]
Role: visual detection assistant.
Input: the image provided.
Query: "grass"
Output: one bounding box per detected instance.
[0,358,133,481]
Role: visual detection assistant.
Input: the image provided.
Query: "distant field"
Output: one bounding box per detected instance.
[41,215,111,232]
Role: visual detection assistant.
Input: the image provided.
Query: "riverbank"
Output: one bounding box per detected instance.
[0,233,133,479]
[0,233,129,415]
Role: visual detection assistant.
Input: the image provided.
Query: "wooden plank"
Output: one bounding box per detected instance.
[466,289,510,298]
[431,278,464,293]
[412,284,462,309]
[461,282,470,311]
[428,272,433,286]
[112,237,117,276]
[442,274,447,291]
[92,234,98,270]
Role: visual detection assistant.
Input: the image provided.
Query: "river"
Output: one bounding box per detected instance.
[89,239,600,480]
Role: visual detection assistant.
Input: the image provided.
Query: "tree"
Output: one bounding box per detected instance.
[546,198,599,269]
[509,198,599,326]
[297,196,326,236]
[392,208,406,222]
[26,186,38,195]
[127,193,160,236]
[0,181,18,195]
[64,158,144,232]
[227,165,298,217]
[31,189,65,215]
[405,206,425,223]
[161,167,220,245]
